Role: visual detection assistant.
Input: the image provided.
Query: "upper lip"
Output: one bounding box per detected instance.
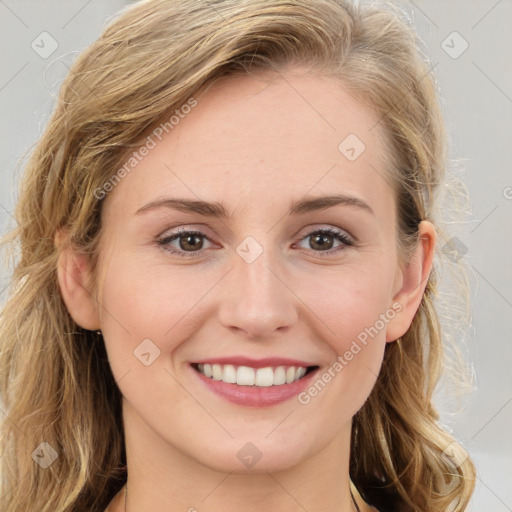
[191,356,318,368]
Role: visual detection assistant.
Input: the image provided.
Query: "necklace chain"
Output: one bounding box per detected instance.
[351,487,361,512]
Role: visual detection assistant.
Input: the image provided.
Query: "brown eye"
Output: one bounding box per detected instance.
[309,232,335,251]
[296,228,354,255]
[158,230,213,257]
[178,233,204,251]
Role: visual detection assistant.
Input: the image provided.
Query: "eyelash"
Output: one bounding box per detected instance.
[157,227,355,258]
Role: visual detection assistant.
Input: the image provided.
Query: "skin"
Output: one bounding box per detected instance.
[56,67,436,512]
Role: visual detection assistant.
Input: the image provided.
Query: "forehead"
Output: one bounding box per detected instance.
[103,70,394,220]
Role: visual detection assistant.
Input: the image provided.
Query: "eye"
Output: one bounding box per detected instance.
[295,227,354,255]
[157,228,213,257]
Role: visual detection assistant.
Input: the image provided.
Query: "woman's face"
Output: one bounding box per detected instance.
[92,69,417,473]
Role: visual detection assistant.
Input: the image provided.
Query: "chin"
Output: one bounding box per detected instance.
[189,438,310,474]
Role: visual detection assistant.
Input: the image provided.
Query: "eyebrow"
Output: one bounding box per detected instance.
[135,193,374,217]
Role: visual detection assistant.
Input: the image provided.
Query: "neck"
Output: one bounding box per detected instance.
[115,400,367,512]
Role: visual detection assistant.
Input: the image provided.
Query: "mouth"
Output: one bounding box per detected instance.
[189,356,321,407]
[191,362,319,387]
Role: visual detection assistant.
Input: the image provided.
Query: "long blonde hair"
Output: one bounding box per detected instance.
[0,1,475,510]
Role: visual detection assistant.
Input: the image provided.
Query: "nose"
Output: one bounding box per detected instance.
[217,245,299,340]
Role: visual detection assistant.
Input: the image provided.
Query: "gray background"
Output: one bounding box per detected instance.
[1,0,511,509]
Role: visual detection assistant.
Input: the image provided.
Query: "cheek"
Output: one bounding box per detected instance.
[300,262,395,347]
[96,251,215,376]
[96,255,210,425]
[293,264,395,413]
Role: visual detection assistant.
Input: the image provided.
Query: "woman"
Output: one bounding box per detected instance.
[0,0,476,510]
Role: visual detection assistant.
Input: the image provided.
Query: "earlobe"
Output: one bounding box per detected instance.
[55,229,101,331]
[385,221,436,342]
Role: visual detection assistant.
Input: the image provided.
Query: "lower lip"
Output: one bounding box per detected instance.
[191,365,319,407]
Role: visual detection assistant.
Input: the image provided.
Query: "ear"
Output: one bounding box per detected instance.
[385,220,436,343]
[55,228,101,331]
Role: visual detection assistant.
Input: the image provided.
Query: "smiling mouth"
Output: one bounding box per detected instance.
[191,363,319,387]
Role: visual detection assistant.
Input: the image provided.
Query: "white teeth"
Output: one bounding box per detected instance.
[255,367,274,387]
[273,366,286,385]
[285,367,296,384]
[203,363,213,378]
[222,364,237,384]
[212,364,223,380]
[196,363,311,386]
[236,366,255,385]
